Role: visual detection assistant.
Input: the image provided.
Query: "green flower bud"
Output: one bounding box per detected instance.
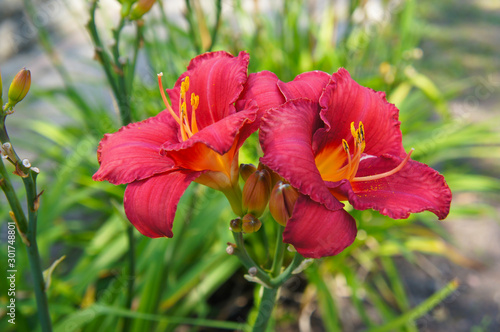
[130,0,156,20]
[242,214,262,234]
[242,169,271,218]
[269,181,299,226]
[239,163,257,182]
[6,68,31,110]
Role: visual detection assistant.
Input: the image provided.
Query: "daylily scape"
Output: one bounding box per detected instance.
[93,51,452,259]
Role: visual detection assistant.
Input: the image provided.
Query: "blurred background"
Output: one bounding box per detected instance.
[0,0,499,331]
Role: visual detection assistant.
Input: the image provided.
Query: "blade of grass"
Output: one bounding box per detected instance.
[367,279,460,332]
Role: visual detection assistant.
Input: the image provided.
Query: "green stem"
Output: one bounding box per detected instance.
[24,171,52,332]
[111,17,133,125]
[270,225,285,277]
[222,182,244,217]
[0,123,52,331]
[184,0,201,53]
[271,252,304,287]
[207,0,222,51]
[87,1,119,93]
[250,225,285,332]
[252,286,278,332]
[126,22,144,94]
[232,232,272,287]
[87,5,137,327]
[123,225,136,332]
[0,158,28,235]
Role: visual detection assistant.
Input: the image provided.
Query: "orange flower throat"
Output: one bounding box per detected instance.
[156,73,236,184]
[315,122,413,183]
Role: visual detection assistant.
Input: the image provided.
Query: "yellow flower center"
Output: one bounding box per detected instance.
[157,73,200,141]
[315,122,413,183]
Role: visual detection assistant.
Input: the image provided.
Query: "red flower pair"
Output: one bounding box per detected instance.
[93,51,451,258]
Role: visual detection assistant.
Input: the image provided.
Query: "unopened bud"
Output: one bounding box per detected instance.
[6,68,31,110]
[229,218,242,233]
[242,214,262,234]
[258,163,281,188]
[242,169,271,218]
[130,0,156,20]
[269,181,299,226]
[239,163,257,182]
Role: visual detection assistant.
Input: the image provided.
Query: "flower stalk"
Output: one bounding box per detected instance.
[0,113,52,331]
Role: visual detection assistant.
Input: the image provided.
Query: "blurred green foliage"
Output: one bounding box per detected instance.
[1,0,499,331]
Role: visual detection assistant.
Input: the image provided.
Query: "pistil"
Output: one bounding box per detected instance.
[352,148,414,182]
[157,73,180,123]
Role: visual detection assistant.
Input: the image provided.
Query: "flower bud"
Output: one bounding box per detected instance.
[229,218,242,233]
[242,214,262,234]
[242,169,271,218]
[239,163,257,182]
[258,163,281,188]
[269,181,299,226]
[130,0,156,20]
[6,68,31,110]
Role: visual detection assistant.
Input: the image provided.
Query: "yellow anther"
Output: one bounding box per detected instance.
[181,101,187,116]
[180,76,190,99]
[350,122,356,141]
[358,122,365,142]
[191,93,199,110]
[342,139,349,152]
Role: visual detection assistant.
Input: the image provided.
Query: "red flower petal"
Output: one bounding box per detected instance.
[317,68,405,157]
[278,70,331,101]
[283,195,357,258]
[259,99,344,211]
[166,51,250,131]
[93,111,178,185]
[238,70,285,118]
[124,170,201,238]
[329,154,452,219]
[162,109,256,172]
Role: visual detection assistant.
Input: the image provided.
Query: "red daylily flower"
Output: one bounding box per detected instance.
[259,68,452,258]
[93,51,280,238]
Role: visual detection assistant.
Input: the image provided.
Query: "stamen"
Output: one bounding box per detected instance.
[352,148,415,182]
[157,73,180,123]
[358,122,365,142]
[350,122,357,143]
[181,76,190,99]
[190,93,199,133]
[191,93,199,110]
[342,139,352,177]
[342,139,349,153]
[179,101,190,140]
